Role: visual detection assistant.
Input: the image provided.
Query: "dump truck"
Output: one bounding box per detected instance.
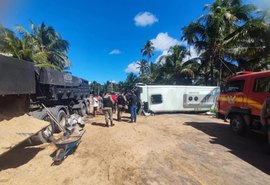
[216,70,270,135]
[0,55,90,154]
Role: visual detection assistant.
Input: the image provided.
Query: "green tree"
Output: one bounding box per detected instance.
[141,40,154,62]
[16,22,71,71]
[157,45,195,85]
[182,0,261,85]
[224,14,270,71]
[89,81,102,95]
[136,59,149,75]
[0,25,33,61]
[0,22,71,71]
[125,73,138,89]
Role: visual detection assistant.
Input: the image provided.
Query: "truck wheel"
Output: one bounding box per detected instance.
[230,115,246,135]
[86,101,91,115]
[29,124,54,145]
[54,110,67,133]
[78,103,87,116]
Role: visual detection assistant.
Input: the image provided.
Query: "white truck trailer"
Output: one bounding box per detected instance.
[136,84,219,113]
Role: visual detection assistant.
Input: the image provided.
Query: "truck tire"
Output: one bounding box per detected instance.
[78,103,87,116]
[54,110,68,133]
[230,115,246,135]
[86,101,91,115]
[29,122,54,145]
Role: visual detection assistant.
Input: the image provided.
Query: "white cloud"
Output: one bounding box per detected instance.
[109,49,121,55]
[125,62,140,74]
[151,32,181,52]
[134,12,158,27]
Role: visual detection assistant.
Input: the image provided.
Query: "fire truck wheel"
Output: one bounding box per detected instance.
[230,115,246,135]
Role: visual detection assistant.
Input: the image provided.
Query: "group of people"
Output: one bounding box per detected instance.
[92,90,140,127]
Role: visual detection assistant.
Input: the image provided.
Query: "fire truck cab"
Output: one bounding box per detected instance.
[216,70,270,135]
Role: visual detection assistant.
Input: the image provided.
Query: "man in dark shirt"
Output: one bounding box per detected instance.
[102,92,114,127]
[128,91,138,123]
[117,91,126,121]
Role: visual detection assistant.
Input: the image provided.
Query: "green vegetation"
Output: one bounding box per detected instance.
[0,22,70,71]
[91,0,270,95]
[134,0,270,86]
[1,0,269,93]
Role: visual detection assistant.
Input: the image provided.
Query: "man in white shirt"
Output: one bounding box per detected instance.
[93,94,99,117]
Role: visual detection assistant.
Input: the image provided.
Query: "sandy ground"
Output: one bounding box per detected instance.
[0,114,49,155]
[1,112,270,185]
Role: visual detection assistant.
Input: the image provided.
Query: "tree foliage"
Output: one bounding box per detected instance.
[182,0,270,85]
[0,22,71,71]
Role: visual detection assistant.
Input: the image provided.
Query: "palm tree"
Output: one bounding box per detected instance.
[224,14,270,71]
[182,0,260,85]
[0,22,71,71]
[141,40,155,62]
[157,45,195,85]
[0,25,33,61]
[16,22,71,71]
[136,59,149,75]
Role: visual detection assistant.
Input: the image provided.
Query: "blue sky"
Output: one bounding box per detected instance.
[0,0,269,83]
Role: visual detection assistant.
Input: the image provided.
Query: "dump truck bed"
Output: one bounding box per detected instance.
[0,55,35,95]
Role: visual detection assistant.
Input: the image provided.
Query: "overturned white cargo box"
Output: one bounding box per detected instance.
[136,84,220,113]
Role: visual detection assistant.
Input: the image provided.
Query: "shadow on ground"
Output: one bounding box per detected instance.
[91,122,107,127]
[0,143,44,171]
[184,121,270,175]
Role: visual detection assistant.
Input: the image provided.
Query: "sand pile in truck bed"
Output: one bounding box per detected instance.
[0,114,49,155]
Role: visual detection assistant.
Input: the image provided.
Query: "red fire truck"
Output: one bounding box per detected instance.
[216,70,270,135]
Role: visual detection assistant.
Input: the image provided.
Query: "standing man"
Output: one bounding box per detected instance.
[128,91,138,123]
[102,92,114,127]
[93,94,99,117]
[111,91,117,113]
[117,91,126,122]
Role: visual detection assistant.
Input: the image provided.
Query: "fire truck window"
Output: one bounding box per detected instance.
[151,94,163,104]
[226,80,245,92]
[254,77,270,92]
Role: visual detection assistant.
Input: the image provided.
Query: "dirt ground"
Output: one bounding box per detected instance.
[1,112,270,185]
